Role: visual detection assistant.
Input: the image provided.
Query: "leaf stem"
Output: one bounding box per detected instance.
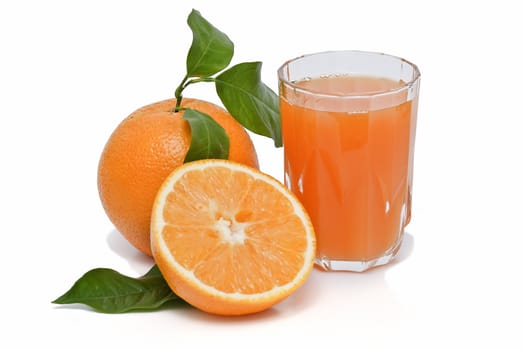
[174,76,216,113]
[174,75,189,112]
[185,76,216,85]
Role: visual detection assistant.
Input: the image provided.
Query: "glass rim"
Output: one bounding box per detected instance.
[277,50,421,100]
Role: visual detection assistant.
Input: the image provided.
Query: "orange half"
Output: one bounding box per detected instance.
[150,159,316,315]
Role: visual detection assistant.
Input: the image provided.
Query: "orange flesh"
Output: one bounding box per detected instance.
[160,166,308,294]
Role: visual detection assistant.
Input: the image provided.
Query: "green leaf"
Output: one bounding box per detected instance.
[183,108,230,162]
[52,265,181,313]
[186,9,234,77]
[215,62,282,147]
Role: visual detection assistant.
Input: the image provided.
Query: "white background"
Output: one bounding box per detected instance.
[1,0,522,349]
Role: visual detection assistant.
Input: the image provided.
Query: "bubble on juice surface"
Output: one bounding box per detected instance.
[291,77,311,84]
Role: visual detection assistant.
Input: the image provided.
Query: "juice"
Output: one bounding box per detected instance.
[280,75,417,264]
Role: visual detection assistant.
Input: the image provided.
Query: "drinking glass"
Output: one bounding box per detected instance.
[278,50,420,272]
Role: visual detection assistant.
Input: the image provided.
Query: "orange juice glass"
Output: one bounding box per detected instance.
[278,51,420,272]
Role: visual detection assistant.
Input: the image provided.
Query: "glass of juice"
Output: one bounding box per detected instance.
[278,50,420,272]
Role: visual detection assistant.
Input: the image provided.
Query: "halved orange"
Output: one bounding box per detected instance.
[150,159,316,316]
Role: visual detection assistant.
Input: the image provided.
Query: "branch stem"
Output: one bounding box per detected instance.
[174,76,216,112]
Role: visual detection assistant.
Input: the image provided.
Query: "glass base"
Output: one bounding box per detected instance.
[314,236,403,272]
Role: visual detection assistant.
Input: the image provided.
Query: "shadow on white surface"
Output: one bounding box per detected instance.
[292,232,416,323]
[106,229,154,273]
[172,302,283,323]
[52,302,102,313]
[389,231,414,266]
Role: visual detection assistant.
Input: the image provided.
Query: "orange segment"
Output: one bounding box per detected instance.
[150,159,316,316]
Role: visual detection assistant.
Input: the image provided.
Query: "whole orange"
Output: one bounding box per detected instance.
[97,98,259,256]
